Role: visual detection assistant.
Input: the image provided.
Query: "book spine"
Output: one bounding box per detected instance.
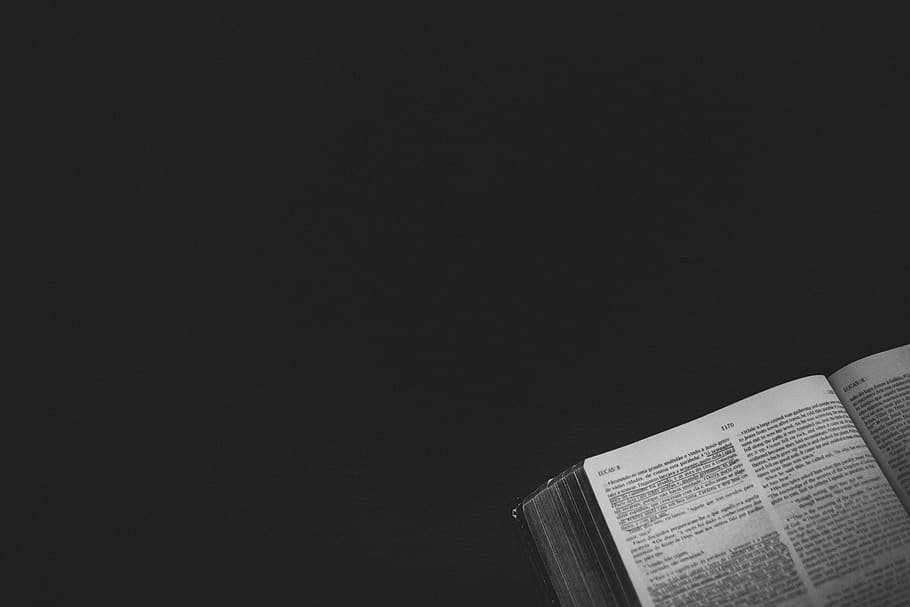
[512,491,563,606]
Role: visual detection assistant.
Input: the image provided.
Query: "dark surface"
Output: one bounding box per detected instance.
[27,2,909,605]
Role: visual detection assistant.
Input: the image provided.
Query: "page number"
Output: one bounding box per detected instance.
[721,422,735,431]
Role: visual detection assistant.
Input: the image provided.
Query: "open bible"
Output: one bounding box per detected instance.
[513,344,910,607]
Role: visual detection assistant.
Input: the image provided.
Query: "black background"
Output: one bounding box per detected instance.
[27,2,909,605]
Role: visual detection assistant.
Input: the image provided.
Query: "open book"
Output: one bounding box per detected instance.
[513,345,910,607]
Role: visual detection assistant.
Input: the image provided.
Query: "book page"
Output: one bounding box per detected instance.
[829,344,910,512]
[584,376,910,607]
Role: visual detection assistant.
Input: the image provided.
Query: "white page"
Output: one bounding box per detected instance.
[829,344,910,512]
[584,376,910,607]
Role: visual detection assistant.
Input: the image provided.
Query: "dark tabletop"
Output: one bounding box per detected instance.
[27,2,909,605]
